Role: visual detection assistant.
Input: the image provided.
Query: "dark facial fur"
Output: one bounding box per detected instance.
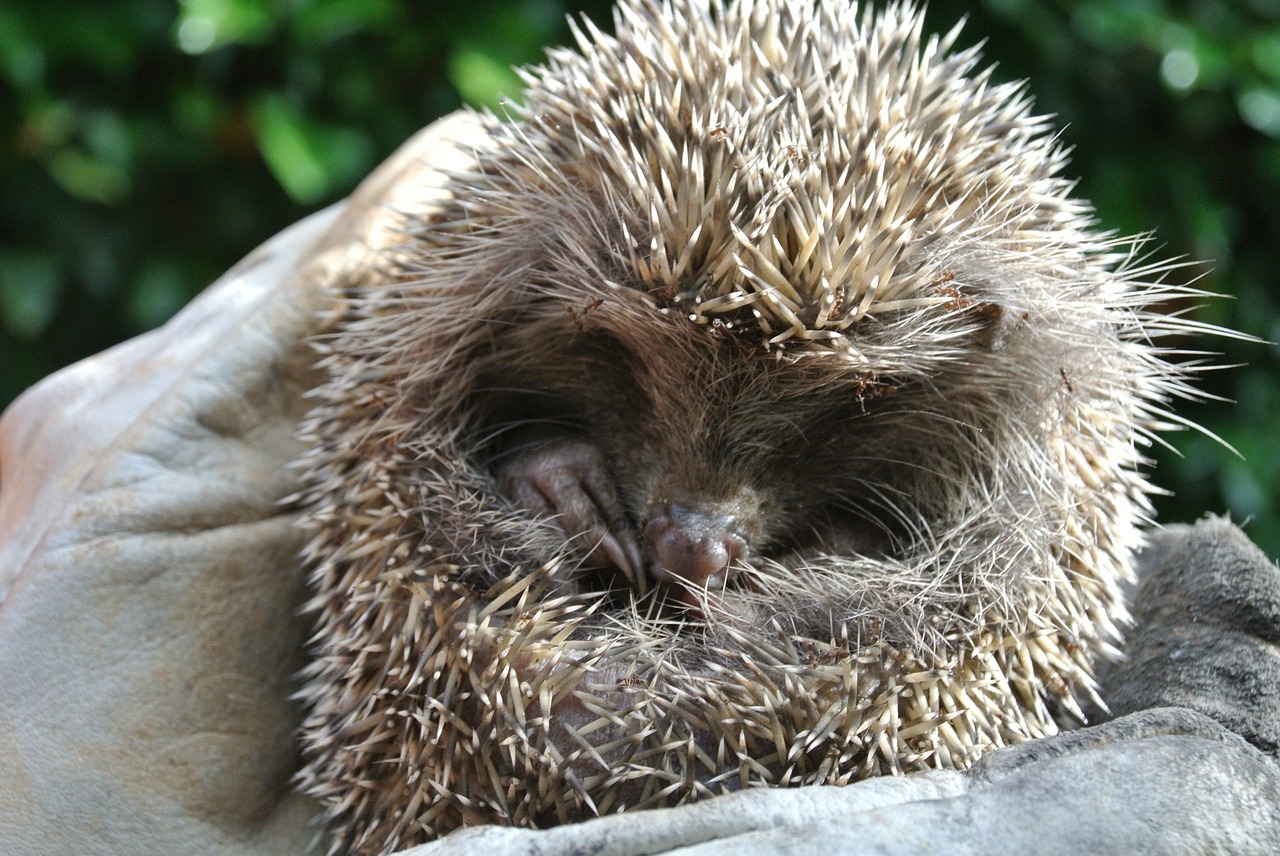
[481,302,1002,620]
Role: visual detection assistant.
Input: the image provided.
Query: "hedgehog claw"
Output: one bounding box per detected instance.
[495,434,641,584]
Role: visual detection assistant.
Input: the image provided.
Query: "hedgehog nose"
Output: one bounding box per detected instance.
[643,501,748,601]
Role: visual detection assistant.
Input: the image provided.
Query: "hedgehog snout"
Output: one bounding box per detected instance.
[643,501,750,606]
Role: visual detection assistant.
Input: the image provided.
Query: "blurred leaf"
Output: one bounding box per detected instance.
[127,262,189,330]
[0,252,61,340]
[175,0,274,54]
[448,47,525,110]
[24,4,162,77]
[0,8,44,88]
[290,0,399,45]
[1160,47,1200,91]
[1070,1,1153,51]
[249,93,374,204]
[82,110,133,167]
[249,96,329,203]
[45,148,131,204]
[1250,31,1280,83]
[1238,86,1280,136]
[171,85,223,137]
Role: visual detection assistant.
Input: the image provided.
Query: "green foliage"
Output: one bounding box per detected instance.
[2,0,1277,553]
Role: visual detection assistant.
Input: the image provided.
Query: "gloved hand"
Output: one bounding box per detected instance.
[0,111,484,856]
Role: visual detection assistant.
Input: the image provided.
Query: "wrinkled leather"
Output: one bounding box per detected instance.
[0,108,1277,855]
[0,111,485,856]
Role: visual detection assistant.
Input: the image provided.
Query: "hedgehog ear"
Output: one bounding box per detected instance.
[969,299,1017,351]
[930,266,1021,352]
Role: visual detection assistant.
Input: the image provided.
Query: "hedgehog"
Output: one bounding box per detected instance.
[291,1,1216,853]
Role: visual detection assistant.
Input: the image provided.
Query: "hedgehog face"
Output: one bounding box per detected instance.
[473,306,976,620]
[295,1,1205,853]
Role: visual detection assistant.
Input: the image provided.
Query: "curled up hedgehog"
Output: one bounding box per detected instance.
[292,0,1222,852]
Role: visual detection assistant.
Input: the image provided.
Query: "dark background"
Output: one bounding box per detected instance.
[3,0,1277,553]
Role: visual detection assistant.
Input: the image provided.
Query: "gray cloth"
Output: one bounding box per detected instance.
[1105,519,1280,758]
[0,109,1276,854]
